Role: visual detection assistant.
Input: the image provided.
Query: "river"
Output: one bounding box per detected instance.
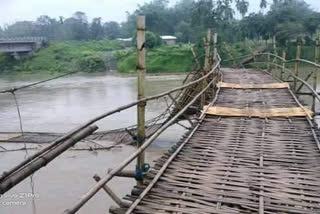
[0,72,187,214]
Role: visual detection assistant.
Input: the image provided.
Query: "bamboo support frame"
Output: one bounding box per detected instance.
[0,50,220,195]
[93,175,131,207]
[63,56,221,214]
[124,88,221,213]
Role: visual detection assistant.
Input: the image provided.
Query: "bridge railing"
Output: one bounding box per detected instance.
[0,52,221,214]
[61,53,221,214]
[224,52,320,115]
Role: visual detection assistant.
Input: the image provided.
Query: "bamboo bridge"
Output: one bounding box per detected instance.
[1,16,320,214]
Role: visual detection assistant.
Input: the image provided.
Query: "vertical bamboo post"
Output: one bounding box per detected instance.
[273,35,276,50]
[213,32,218,62]
[201,29,211,108]
[281,51,286,81]
[204,29,211,74]
[136,15,146,185]
[267,53,270,71]
[313,37,319,112]
[274,51,278,77]
[294,40,301,92]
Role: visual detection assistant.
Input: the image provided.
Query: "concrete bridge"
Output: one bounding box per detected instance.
[0,37,47,59]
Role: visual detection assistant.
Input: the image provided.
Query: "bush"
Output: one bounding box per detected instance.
[78,51,106,72]
[0,40,124,74]
[116,45,192,73]
[133,31,162,49]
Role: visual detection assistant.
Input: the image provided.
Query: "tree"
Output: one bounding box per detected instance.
[0,27,4,37]
[235,0,249,17]
[61,12,89,40]
[90,18,104,40]
[3,21,37,37]
[275,22,305,45]
[36,15,60,40]
[73,11,88,24]
[260,0,267,9]
[175,21,193,42]
[104,21,121,39]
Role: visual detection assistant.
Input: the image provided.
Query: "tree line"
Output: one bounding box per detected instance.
[0,12,122,41]
[0,0,319,46]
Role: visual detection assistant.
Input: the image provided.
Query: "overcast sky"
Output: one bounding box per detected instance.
[0,0,319,26]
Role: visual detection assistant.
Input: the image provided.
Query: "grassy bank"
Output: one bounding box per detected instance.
[0,40,124,74]
[115,45,193,73]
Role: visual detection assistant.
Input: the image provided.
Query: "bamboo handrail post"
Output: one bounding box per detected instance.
[294,41,301,92]
[213,32,218,63]
[201,29,211,107]
[274,51,278,78]
[267,53,271,71]
[136,15,146,186]
[281,51,286,81]
[190,45,201,70]
[313,38,319,112]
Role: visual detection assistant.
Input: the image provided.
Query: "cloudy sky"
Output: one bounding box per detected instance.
[0,0,319,26]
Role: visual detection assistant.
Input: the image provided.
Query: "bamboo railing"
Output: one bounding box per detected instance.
[63,53,221,214]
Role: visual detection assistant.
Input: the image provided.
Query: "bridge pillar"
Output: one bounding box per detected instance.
[136,15,146,186]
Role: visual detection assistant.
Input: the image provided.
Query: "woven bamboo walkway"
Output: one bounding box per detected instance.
[119,68,320,214]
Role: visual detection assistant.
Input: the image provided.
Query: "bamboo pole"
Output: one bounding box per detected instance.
[0,125,98,194]
[213,32,218,62]
[294,40,301,92]
[267,53,271,71]
[281,51,286,81]
[204,29,211,74]
[201,29,211,107]
[136,15,146,185]
[273,35,276,50]
[93,175,131,207]
[274,51,278,77]
[313,37,319,112]
[190,45,201,70]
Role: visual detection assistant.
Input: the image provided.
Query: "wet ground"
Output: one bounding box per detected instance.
[0,72,187,214]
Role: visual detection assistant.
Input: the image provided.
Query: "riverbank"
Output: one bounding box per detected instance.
[115,45,193,73]
[0,40,275,75]
[0,41,194,74]
[0,40,124,74]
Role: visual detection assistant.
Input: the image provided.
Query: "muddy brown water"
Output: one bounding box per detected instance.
[0,72,187,214]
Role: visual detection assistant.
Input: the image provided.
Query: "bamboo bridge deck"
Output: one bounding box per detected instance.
[118,68,320,214]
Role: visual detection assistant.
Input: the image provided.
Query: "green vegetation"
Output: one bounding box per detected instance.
[1,0,319,74]
[116,45,193,73]
[1,0,318,46]
[0,40,124,74]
